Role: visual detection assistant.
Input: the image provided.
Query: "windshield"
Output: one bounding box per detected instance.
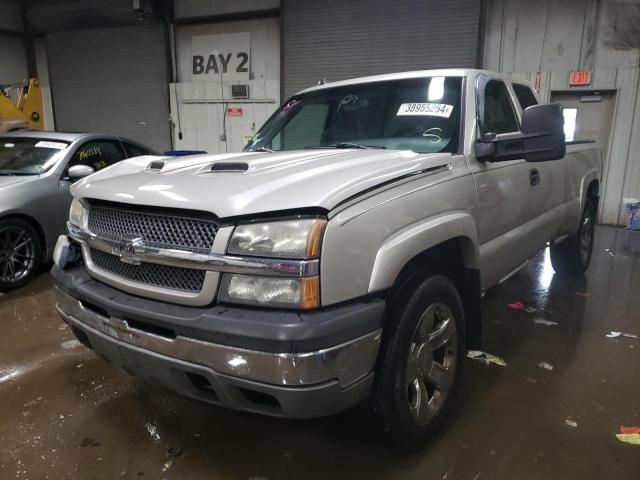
[246,76,462,154]
[0,138,69,175]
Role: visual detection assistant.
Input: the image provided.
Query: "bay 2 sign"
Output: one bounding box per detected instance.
[191,32,250,81]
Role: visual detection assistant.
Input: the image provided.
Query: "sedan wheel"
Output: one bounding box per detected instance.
[0,220,40,290]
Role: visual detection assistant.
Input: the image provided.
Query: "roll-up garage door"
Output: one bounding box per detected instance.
[283,0,481,98]
[46,24,170,152]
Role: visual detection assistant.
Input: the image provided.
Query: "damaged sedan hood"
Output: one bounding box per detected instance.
[0,175,35,189]
[71,149,452,218]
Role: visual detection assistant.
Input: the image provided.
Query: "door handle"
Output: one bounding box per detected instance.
[529,169,540,186]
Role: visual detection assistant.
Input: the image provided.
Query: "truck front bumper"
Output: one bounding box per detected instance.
[52,265,385,418]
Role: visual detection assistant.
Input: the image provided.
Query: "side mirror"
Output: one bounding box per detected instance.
[475,103,566,162]
[520,103,566,162]
[67,164,95,179]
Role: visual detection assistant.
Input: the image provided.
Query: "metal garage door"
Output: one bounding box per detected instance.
[283,0,481,98]
[46,24,170,152]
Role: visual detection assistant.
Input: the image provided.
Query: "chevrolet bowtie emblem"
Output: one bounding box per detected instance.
[112,237,145,265]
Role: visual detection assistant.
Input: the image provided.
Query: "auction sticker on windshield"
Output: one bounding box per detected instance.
[35,141,68,150]
[397,103,453,118]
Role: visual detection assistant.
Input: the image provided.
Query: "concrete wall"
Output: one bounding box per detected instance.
[0,0,22,31]
[0,36,28,86]
[0,0,27,86]
[483,0,640,225]
[34,37,55,130]
[174,0,279,20]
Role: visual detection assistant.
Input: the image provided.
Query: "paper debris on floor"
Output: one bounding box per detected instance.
[538,362,554,371]
[565,419,578,428]
[507,302,525,310]
[534,318,559,326]
[620,426,640,434]
[606,331,640,340]
[467,350,507,367]
[617,434,640,445]
[616,426,640,445]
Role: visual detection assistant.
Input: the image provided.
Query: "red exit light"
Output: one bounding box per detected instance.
[570,71,592,86]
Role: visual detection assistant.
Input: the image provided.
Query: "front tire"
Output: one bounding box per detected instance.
[372,275,465,452]
[550,198,596,276]
[0,218,41,291]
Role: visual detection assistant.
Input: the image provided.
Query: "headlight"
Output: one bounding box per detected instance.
[227,218,326,258]
[218,274,319,309]
[69,198,85,227]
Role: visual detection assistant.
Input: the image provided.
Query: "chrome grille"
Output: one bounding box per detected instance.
[89,248,206,293]
[88,204,218,253]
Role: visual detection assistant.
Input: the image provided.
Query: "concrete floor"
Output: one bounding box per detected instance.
[1,225,639,480]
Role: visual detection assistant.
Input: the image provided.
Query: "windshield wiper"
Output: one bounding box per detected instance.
[253,147,274,153]
[305,142,386,150]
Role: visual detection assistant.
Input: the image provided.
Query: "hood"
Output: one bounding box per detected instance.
[0,175,37,189]
[71,150,452,218]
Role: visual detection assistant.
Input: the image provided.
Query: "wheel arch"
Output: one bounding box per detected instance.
[586,179,599,207]
[579,172,600,216]
[369,213,482,349]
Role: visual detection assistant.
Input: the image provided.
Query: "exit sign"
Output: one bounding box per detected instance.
[570,71,592,86]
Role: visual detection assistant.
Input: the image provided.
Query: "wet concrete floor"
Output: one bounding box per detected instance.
[1,225,639,480]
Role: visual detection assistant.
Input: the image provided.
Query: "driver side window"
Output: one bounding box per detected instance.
[68,140,126,172]
[481,79,519,134]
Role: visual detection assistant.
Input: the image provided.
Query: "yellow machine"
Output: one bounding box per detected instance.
[0,78,44,133]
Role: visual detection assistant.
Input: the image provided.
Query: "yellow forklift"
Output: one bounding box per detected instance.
[0,78,44,133]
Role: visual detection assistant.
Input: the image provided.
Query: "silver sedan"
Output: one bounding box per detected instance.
[0,131,155,290]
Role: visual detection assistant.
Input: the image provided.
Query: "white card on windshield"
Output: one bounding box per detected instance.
[35,141,67,150]
[396,103,453,118]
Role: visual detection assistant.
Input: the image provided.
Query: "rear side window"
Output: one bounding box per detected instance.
[481,79,519,134]
[123,142,149,158]
[512,83,538,110]
[69,140,126,171]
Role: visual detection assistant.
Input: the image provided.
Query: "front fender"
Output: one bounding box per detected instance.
[368,212,479,293]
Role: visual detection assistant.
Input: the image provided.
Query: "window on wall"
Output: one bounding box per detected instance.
[481,79,519,134]
[512,83,539,110]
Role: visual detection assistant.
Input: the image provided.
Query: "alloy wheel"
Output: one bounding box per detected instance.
[405,302,458,424]
[0,226,36,284]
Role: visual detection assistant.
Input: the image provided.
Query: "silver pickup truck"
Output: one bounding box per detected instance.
[51,69,601,450]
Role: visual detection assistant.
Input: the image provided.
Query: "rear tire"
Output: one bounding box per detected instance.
[0,218,42,291]
[550,198,596,276]
[371,275,465,452]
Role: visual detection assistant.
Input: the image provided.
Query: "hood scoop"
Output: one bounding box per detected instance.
[146,160,166,172]
[210,162,249,172]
